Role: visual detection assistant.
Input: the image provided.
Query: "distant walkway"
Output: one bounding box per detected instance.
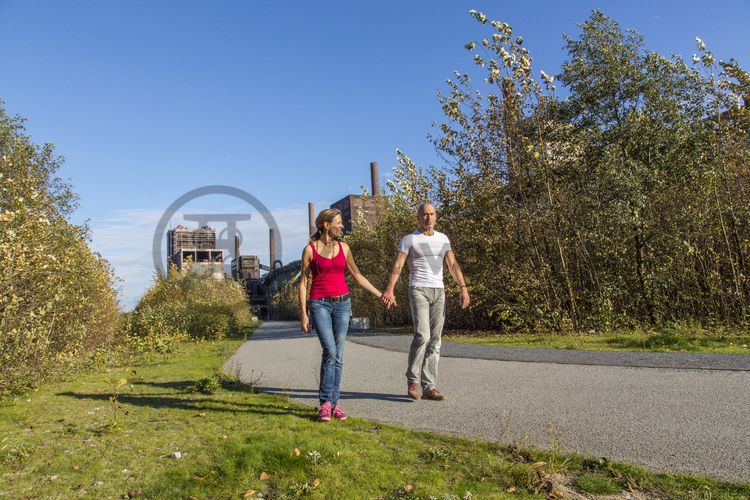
[347,330,750,371]
[227,321,750,481]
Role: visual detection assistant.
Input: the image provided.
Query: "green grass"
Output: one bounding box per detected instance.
[380,325,750,354]
[574,472,622,495]
[445,331,750,354]
[2,334,749,499]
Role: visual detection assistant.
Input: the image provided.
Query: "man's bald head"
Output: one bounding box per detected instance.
[417,203,436,216]
[417,203,437,233]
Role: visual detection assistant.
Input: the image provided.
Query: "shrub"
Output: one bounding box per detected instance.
[270,278,300,320]
[122,268,253,351]
[0,103,120,395]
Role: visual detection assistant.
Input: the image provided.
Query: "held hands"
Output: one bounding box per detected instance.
[380,290,397,309]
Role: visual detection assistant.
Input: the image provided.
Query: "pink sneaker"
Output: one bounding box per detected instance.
[331,406,347,421]
[318,401,332,422]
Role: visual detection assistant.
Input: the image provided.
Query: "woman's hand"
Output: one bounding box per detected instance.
[300,313,310,333]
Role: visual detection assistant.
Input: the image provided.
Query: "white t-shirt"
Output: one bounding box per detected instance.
[398,230,452,288]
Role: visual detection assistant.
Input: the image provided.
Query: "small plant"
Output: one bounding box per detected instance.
[307,449,324,465]
[106,377,129,429]
[221,364,263,393]
[288,478,320,496]
[192,376,221,394]
[5,443,32,463]
[384,485,417,499]
[422,446,453,464]
[239,369,263,392]
[546,428,571,475]
[582,456,610,471]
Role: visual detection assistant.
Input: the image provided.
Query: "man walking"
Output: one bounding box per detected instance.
[381,203,470,401]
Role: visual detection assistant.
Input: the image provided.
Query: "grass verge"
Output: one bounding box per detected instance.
[379,325,750,354]
[2,334,749,499]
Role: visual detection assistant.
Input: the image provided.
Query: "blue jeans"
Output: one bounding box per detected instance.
[308,298,352,406]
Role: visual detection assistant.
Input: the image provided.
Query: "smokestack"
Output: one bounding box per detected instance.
[308,202,316,237]
[269,228,276,269]
[370,161,379,196]
[234,235,240,262]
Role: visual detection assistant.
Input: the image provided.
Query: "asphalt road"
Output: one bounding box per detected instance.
[225,321,750,482]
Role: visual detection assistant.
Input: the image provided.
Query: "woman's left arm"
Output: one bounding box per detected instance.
[343,242,383,299]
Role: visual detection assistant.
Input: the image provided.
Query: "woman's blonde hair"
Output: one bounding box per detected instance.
[310,208,343,241]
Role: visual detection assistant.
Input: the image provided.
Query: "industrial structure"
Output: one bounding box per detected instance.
[329,161,381,233]
[167,225,225,279]
[166,162,381,319]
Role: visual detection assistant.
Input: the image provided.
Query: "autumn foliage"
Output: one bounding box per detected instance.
[348,10,750,332]
[0,103,120,394]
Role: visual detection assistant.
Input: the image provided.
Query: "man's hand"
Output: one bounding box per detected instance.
[459,289,470,309]
[300,313,310,333]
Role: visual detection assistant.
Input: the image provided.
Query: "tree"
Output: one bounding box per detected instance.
[0,102,120,393]
[346,9,750,331]
[559,11,750,323]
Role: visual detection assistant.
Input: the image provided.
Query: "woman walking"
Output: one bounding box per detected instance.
[299,208,385,422]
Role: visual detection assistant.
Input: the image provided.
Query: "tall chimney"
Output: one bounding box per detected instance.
[269,228,276,269]
[308,202,316,237]
[234,235,240,263]
[370,161,379,196]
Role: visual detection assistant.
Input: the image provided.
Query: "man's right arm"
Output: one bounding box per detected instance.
[381,251,407,307]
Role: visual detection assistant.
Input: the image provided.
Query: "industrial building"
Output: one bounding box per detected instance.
[166,225,225,279]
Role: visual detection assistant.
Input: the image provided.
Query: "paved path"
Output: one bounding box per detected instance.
[347,331,750,371]
[225,321,750,482]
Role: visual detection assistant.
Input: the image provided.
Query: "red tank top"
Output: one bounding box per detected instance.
[308,241,349,299]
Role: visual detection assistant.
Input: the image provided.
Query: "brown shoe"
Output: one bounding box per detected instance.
[423,387,446,401]
[407,383,422,400]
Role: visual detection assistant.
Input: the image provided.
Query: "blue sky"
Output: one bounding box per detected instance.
[2,1,749,309]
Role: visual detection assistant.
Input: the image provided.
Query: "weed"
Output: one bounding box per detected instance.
[4,443,32,463]
[422,446,454,464]
[230,367,263,392]
[192,376,221,394]
[582,456,610,471]
[383,485,417,499]
[546,426,571,475]
[306,449,324,465]
[105,377,129,429]
[287,478,320,496]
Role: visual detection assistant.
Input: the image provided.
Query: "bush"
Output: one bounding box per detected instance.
[122,268,253,352]
[270,278,301,320]
[0,103,120,395]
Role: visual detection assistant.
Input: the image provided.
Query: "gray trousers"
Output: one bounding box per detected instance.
[406,287,446,390]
